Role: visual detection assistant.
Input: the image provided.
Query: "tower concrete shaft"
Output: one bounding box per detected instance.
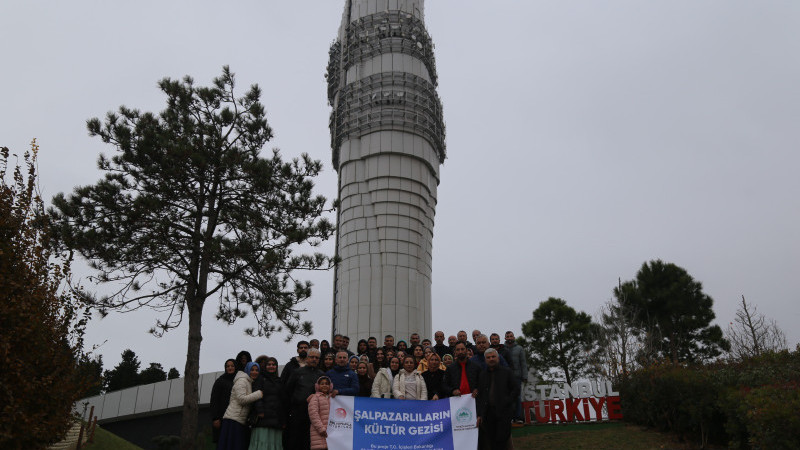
[327,0,445,344]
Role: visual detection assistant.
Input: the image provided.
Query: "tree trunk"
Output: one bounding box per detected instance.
[180,297,204,450]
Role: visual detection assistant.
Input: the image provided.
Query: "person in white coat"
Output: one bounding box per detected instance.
[371,357,400,398]
[218,361,264,450]
[392,356,427,400]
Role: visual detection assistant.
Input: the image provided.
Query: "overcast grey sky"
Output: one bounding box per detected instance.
[2,1,798,375]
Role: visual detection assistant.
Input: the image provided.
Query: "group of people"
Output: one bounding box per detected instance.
[210,329,528,450]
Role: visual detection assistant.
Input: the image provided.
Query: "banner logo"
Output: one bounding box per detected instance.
[455,407,472,424]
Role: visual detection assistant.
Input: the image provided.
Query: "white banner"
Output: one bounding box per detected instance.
[327,395,478,450]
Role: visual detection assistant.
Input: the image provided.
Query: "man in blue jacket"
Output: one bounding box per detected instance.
[326,350,359,396]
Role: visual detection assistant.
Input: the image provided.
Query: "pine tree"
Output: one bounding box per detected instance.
[50,67,335,448]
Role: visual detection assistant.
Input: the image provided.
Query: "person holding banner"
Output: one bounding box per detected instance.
[421,353,448,400]
[285,349,323,450]
[444,342,479,398]
[307,376,332,450]
[371,356,400,398]
[392,356,427,400]
[476,348,519,450]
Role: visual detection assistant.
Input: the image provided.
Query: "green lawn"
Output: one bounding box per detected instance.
[512,422,720,450]
[83,425,143,450]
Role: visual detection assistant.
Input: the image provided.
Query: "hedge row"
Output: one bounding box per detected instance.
[620,347,800,449]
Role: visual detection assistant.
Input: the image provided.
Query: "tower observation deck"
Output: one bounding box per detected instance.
[327,0,445,343]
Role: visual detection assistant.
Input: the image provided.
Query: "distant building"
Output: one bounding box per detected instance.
[327,0,445,343]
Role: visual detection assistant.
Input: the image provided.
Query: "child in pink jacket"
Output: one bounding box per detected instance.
[308,375,332,450]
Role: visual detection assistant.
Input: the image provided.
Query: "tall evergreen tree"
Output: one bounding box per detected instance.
[75,354,104,397]
[103,349,141,392]
[520,297,600,385]
[138,362,168,385]
[620,260,729,364]
[50,67,335,448]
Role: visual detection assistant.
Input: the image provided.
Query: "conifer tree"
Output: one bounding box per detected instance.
[50,67,335,448]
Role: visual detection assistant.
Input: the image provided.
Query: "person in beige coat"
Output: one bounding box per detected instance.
[218,361,264,450]
[392,357,427,400]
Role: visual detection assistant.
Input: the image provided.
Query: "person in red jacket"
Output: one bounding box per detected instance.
[308,376,332,450]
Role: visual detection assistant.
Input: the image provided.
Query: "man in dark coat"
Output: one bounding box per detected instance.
[285,349,323,450]
[382,334,397,355]
[489,333,513,368]
[456,330,475,353]
[476,348,520,450]
[280,340,310,384]
[433,330,450,358]
[443,342,479,397]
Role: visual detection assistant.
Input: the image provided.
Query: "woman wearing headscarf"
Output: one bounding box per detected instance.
[356,339,369,356]
[416,346,441,372]
[442,354,454,368]
[210,359,237,444]
[392,356,427,400]
[396,340,408,354]
[371,357,400,399]
[235,350,253,372]
[218,362,264,450]
[348,354,360,372]
[249,357,285,450]
[308,375,333,450]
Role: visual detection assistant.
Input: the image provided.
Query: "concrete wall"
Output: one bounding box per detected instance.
[76,371,222,423]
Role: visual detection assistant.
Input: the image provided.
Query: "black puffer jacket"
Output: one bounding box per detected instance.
[251,373,287,428]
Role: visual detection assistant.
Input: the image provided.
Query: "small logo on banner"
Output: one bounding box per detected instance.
[335,408,347,419]
[455,407,473,424]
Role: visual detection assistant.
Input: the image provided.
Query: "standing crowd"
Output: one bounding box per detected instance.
[210,329,528,450]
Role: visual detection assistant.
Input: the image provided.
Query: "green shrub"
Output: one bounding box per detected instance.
[622,348,800,448]
[621,362,725,446]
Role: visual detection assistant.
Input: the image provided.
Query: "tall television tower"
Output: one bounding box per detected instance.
[327,0,445,344]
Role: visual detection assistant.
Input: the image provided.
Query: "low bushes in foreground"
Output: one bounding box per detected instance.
[621,346,800,448]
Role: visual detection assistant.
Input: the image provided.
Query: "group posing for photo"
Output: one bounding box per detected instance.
[210,329,528,450]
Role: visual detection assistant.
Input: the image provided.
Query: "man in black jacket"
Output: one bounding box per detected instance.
[443,342,479,397]
[280,340,310,384]
[433,330,450,358]
[285,349,323,450]
[476,348,519,450]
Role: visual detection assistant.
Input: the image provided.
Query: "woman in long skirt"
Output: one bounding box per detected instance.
[249,357,285,450]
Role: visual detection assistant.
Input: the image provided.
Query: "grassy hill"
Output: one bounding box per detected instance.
[83,426,143,450]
